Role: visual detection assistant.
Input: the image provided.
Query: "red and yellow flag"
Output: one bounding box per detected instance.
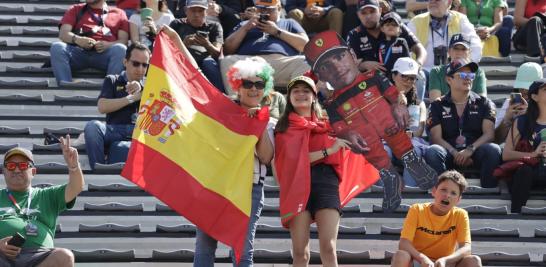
[121,32,268,262]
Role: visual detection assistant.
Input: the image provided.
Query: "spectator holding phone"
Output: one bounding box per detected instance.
[495,62,542,143]
[0,144,84,266]
[129,0,174,48]
[169,0,225,93]
[84,43,150,171]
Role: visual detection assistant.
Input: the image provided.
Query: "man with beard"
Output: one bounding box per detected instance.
[50,0,129,86]
[304,31,437,211]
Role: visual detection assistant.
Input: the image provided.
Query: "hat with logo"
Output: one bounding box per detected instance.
[380,12,402,26]
[514,62,543,90]
[446,58,478,76]
[255,0,279,8]
[392,57,420,76]
[186,0,208,8]
[304,31,348,72]
[358,0,380,10]
[287,76,317,94]
[449,33,471,49]
[528,78,546,95]
[3,147,34,164]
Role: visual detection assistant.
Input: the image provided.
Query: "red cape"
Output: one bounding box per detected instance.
[274,113,380,228]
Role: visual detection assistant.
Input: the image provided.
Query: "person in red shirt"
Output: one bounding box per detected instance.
[303,31,437,211]
[50,0,130,86]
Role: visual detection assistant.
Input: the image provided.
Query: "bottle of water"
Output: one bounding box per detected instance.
[407,104,420,132]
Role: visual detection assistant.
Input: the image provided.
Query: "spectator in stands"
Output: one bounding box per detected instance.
[460,0,513,57]
[429,34,487,101]
[347,2,427,101]
[274,76,350,266]
[495,62,542,143]
[261,90,286,119]
[286,0,344,35]
[50,0,129,86]
[425,59,501,188]
[116,0,140,18]
[84,44,150,171]
[388,57,430,187]
[513,0,546,59]
[0,144,84,267]
[407,0,482,71]
[406,0,428,19]
[501,79,546,213]
[390,170,483,267]
[129,0,174,48]
[221,0,310,95]
[169,0,225,93]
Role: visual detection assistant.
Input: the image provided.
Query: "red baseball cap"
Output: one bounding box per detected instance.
[304,31,348,72]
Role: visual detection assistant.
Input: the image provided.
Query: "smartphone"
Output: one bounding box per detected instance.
[259,13,270,23]
[511,92,522,104]
[7,233,25,247]
[196,30,209,38]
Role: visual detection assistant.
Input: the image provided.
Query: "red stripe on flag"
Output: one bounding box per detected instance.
[121,141,248,260]
[149,33,268,137]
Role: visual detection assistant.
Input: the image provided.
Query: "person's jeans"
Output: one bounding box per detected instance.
[50,42,126,84]
[384,138,429,187]
[495,15,514,57]
[199,57,226,94]
[193,183,264,267]
[513,16,545,57]
[84,120,134,170]
[424,143,501,188]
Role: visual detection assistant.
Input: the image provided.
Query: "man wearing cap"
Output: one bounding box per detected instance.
[286,0,343,35]
[221,0,310,95]
[50,0,129,86]
[495,62,543,143]
[425,59,501,188]
[407,0,481,71]
[0,139,84,266]
[428,33,487,100]
[304,31,438,211]
[169,0,225,93]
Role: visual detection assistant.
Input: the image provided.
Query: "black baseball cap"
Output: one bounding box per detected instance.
[528,78,546,95]
[449,33,471,49]
[381,12,402,25]
[446,58,478,76]
[358,0,380,10]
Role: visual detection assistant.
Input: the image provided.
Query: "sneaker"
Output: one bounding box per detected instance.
[379,168,402,212]
[401,150,437,190]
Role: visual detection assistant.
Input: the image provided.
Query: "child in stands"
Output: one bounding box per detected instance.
[390,170,482,267]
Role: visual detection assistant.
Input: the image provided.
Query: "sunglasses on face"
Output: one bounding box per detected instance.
[400,74,417,82]
[129,60,149,68]
[241,79,266,90]
[4,161,33,171]
[456,72,475,80]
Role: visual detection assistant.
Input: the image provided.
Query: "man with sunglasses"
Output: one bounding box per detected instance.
[304,31,438,212]
[0,142,84,266]
[84,43,150,171]
[425,59,501,189]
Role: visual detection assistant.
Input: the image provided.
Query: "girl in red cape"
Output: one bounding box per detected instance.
[274,76,379,266]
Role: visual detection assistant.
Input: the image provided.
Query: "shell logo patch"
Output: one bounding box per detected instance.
[343,103,351,111]
[358,81,367,90]
[315,38,324,47]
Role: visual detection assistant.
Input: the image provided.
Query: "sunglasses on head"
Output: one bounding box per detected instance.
[456,72,475,80]
[4,161,33,171]
[241,79,266,90]
[129,60,149,68]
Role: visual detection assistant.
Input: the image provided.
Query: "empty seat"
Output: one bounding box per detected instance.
[480,56,511,63]
[471,227,519,237]
[464,186,501,195]
[73,250,135,262]
[93,163,125,174]
[253,249,292,263]
[22,28,58,36]
[0,79,48,88]
[336,250,371,264]
[79,223,141,233]
[43,127,83,135]
[34,162,68,174]
[156,224,196,233]
[0,126,30,135]
[83,202,144,212]
[0,94,43,103]
[33,143,85,152]
[478,252,530,264]
[521,206,546,215]
[87,183,142,192]
[54,95,97,105]
[534,228,546,237]
[0,143,18,153]
[151,249,194,261]
[19,40,54,47]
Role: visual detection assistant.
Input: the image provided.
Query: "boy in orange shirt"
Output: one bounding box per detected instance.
[390,170,482,267]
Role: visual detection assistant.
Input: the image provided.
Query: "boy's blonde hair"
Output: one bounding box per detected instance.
[435,170,468,195]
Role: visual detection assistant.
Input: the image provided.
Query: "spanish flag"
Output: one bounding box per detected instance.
[121,32,269,262]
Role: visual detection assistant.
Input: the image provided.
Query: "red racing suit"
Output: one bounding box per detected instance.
[326,71,413,170]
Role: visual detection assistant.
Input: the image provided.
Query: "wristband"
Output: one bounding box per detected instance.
[68,164,80,171]
[126,95,135,104]
[72,34,78,44]
[276,29,282,38]
[322,149,328,158]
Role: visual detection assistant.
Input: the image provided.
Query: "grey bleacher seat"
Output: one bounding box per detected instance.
[44,127,83,135]
[11,51,50,60]
[335,250,371,264]
[22,28,58,35]
[0,143,18,152]
[33,162,68,174]
[33,143,86,152]
[256,224,285,233]
[253,250,292,262]
[262,203,360,213]
[83,202,144,212]
[534,228,546,237]
[73,250,136,262]
[156,203,172,212]
[19,40,54,47]
[0,94,43,103]
[6,66,53,73]
[27,17,60,25]
[372,204,509,215]
[0,79,48,88]
[151,250,195,261]
[478,252,531,264]
[53,95,97,105]
[93,163,125,174]
[484,68,518,77]
[521,206,546,215]
[156,224,196,233]
[87,183,142,192]
[0,27,8,34]
[372,185,427,194]
[0,18,15,24]
[0,126,30,135]
[59,79,103,89]
[33,183,53,188]
[464,186,501,195]
[34,6,67,14]
[480,56,511,63]
[0,5,23,12]
[56,224,62,233]
[373,204,410,213]
[471,227,520,237]
[79,223,141,233]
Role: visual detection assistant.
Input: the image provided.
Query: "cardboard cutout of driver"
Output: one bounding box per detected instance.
[304,31,437,211]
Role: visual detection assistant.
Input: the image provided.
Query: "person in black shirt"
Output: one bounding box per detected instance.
[84,43,150,170]
[425,59,501,188]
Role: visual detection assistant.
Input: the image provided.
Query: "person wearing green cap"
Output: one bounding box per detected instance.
[495,62,543,143]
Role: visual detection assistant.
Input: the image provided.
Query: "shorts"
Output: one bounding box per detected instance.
[0,248,54,267]
[306,163,341,219]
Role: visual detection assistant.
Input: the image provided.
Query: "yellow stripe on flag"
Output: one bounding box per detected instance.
[134,65,255,216]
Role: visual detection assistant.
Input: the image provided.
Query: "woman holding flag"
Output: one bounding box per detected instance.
[274,76,379,266]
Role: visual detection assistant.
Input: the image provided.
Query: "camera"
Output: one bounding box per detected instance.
[433,45,447,66]
[196,30,209,38]
[259,13,270,23]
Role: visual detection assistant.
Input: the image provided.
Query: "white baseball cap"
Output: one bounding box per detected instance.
[392,57,419,76]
